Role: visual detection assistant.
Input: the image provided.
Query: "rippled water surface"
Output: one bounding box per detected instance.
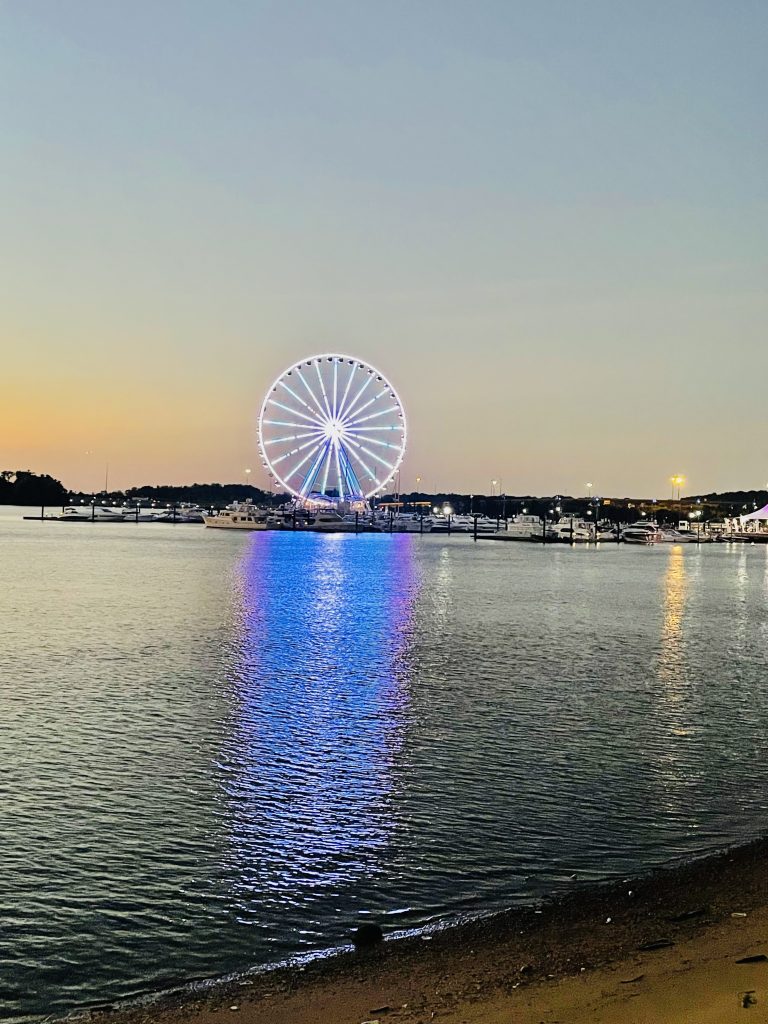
[3,508,768,1020]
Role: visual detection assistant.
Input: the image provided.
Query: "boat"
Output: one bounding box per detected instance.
[304,510,358,532]
[658,527,696,543]
[621,522,663,544]
[473,515,499,534]
[543,518,594,543]
[58,505,126,521]
[500,514,542,540]
[391,513,432,532]
[203,501,268,530]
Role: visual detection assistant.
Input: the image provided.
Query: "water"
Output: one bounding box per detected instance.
[3,508,768,1021]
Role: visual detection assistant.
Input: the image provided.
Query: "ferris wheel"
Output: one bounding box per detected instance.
[257,354,407,502]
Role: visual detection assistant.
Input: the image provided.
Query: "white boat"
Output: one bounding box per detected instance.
[622,522,663,544]
[430,514,469,533]
[499,514,542,540]
[58,505,126,521]
[658,527,696,543]
[544,518,594,543]
[473,515,499,534]
[304,510,358,532]
[390,513,428,532]
[203,501,268,530]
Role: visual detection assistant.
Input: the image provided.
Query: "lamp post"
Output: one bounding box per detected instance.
[586,482,593,499]
[670,474,685,523]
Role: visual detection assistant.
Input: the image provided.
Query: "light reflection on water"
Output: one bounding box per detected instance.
[3,514,768,1022]
[221,533,419,936]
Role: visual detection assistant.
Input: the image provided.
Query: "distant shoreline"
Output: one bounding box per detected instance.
[88,834,768,1024]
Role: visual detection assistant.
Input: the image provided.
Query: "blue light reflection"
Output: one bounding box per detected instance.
[219,532,421,947]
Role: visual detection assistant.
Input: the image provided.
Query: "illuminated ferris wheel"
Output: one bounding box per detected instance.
[257,354,407,503]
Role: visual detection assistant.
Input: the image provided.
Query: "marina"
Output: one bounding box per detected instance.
[21,498,768,544]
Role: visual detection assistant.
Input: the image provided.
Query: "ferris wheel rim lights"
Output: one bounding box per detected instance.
[257,353,407,500]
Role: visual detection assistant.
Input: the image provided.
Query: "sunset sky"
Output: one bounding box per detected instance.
[2,1,766,496]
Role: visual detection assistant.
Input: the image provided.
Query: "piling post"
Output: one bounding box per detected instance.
[292,508,297,531]
[355,511,359,534]
[473,514,478,542]
[135,503,140,523]
[447,514,451,536]
[542,510,547,544]
[91,500,95,522]
[420,512,424,534]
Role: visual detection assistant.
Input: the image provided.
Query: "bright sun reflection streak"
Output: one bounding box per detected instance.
[258,355,406,500]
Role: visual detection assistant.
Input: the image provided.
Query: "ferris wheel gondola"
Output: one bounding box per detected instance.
[257,354,406,503]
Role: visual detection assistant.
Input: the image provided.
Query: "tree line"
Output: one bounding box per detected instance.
[3,470,766,518]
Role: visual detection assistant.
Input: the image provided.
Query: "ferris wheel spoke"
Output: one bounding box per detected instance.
[262,428,325,446]
[320,439,333,494]
[331,436,345,498]
[269,433,326,466]
[344,431,401,452]
[342,387,389,426]
[278,380,325,424]
[336,361,356,424]
[314,360,334,421]
[341,382,386,425]
[344,425,401,432]
[282,437,327,485]
[341,438,382,488]
[349,404,401,426]
[331,359,339,419]
[347,437,397,472]
[267,398,324,427]
[337,371,373,424]
[300,439,332,496]
[262,418,327,431]
[295,368,329,421]
[338,442,365,495]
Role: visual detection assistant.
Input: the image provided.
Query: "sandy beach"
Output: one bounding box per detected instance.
[93,836,768,1024]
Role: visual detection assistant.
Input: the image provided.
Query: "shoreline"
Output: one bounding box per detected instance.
[88,834,768,1024]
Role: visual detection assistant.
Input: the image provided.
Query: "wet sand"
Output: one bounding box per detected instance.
[96,836,768,1024]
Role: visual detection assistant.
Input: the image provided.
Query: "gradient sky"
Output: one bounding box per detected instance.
[1,0,766,496]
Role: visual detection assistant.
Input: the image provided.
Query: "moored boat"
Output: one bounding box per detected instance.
[621,522,663,544]
[203,501,268,530]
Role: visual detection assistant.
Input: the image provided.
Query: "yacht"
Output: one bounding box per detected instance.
[492,513,540,540]
[58,506,126,521]
[543,518,594,543]
[304,510,358,532]
[430,514,470,533]
[203,501,268,530]
[658,526,696,543]
[392,513,434,532]
[621,521,663,545]
[473,515,499,534]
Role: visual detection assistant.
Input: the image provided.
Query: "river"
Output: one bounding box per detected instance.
[2,507,767,1021]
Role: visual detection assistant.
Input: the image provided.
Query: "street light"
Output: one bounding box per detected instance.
[586,482,593,498]
[491,479,497,497]
[670,474,685,501]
